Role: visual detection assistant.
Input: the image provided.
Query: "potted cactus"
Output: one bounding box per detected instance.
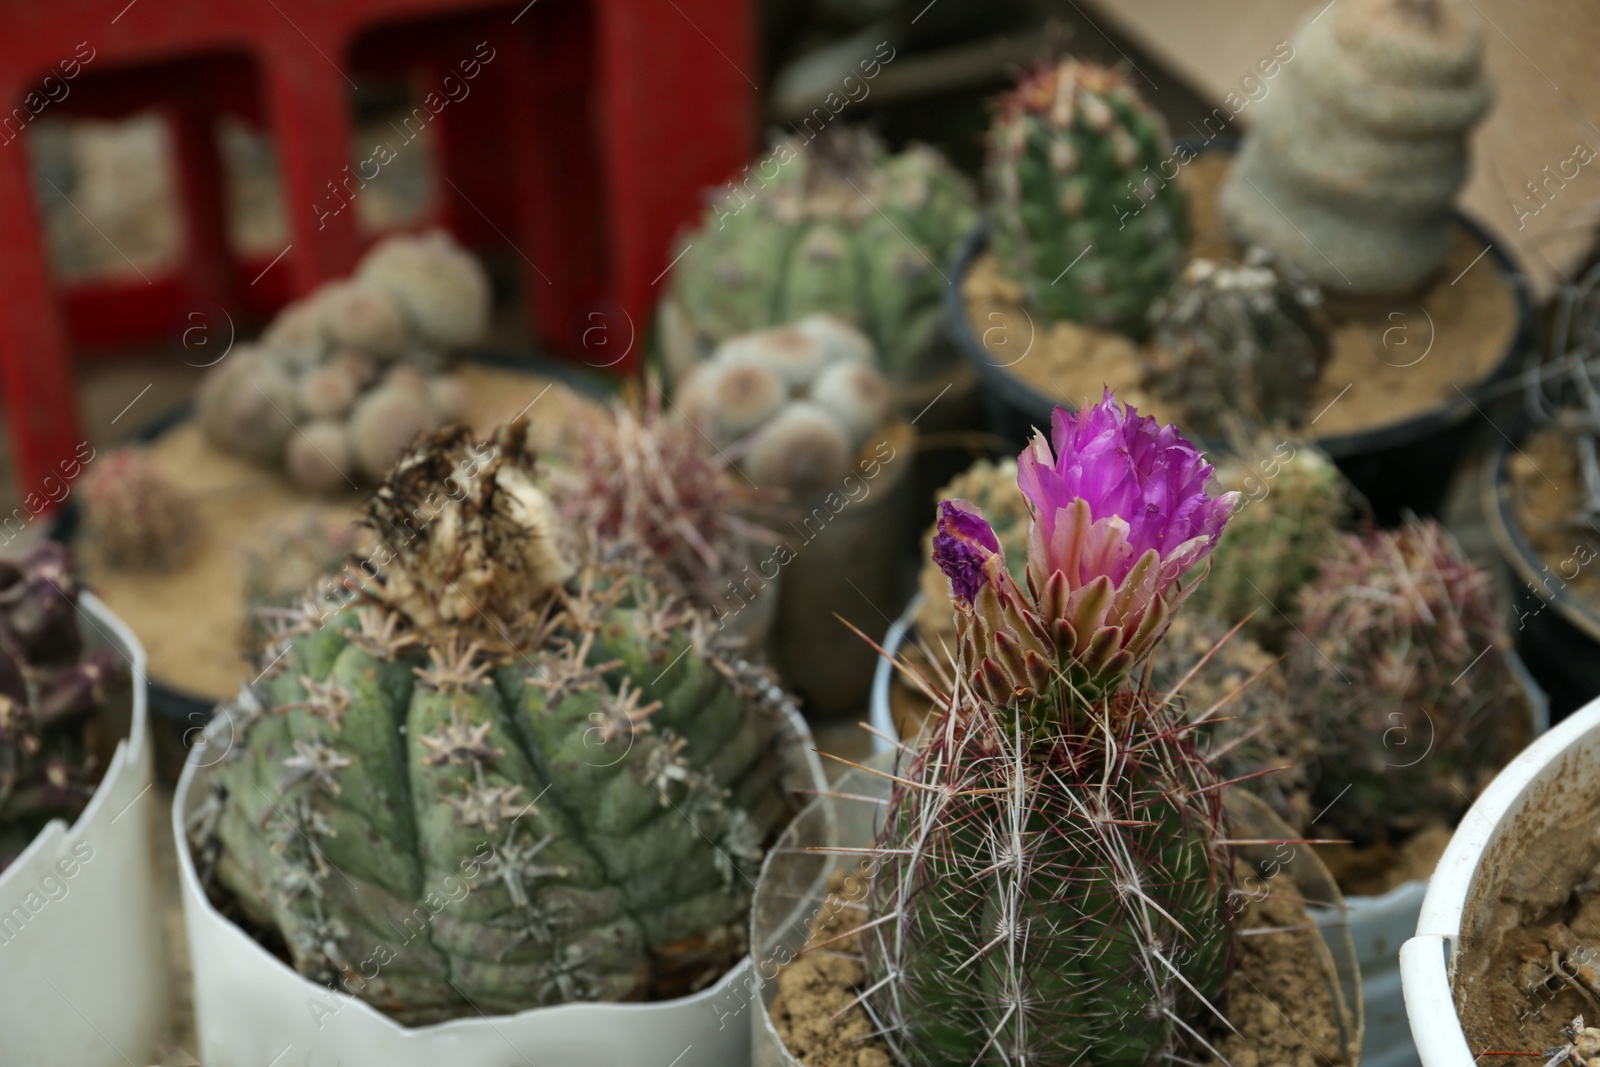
[0,543,166,1064]
[758,396,1363,1065]
[197,230,485,492]
[952,18,1531,523]
[676,314,915,715]
[176,421,826,1065]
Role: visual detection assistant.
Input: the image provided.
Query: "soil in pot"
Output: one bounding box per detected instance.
[961,153,1517,442]
[76,364,607,705]
[768,865,1351,1067]
[1450,802,1600,1056]
[1505,428,1600,613]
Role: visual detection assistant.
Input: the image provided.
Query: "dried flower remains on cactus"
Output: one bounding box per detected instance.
[864,394,1248,1066]
[192,420,809,1024]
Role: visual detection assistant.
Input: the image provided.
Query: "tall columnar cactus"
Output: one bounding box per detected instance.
[0,544,124,871]
[864,395,1240,1065]
[987,59,1188,337]
[1185,439,1348,648]
[1146,249,1331,436]
[661,127,978,384]
[1285,518,1523,842]
[192,423,804,1024]
[79,447,202,572]
[1221,0,1494,294]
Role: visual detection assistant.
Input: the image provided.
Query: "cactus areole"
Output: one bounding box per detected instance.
[194,422,805,1025]
[868,394,1242,1065]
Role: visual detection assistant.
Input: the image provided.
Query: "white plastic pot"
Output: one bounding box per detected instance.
[873,593,1547,1067]
[176,698,828,1067]
[0,592,165,1067]
[1400,694,1600,1064]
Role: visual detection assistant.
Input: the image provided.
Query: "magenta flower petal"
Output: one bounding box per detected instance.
[933,499,1002,605]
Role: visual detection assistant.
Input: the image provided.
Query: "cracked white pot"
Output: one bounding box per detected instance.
[0,593,165,1067]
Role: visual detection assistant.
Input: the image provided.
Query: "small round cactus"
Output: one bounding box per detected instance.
[197,346,296,464]
[662,128,977,383]
[284,421,355,494]
[79,448,201,572]
[1221,0,1494,293]
[348,380,438,482]
[675,315,891,496]
[1146,248,1331,436]
[357,230,493,348]
[987,58,1188,337]
[314,279,409,357]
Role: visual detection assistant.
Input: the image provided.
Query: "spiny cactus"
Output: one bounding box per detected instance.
[199,232,485,490]
[546,386,770,619]
[192,422,805,1024]
[661,127,978,384]
[1284,518,1524,843]
[0,544,124,871]
[987,59,1187,337]
[79,447,201,572]
[1185,439,1348,649]
[863,394,1240,1065]
[675,314,891,497]
[1146,249,1331,436]
[1221,0,1494,293]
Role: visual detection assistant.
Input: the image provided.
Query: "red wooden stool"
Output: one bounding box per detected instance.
[0,0,754,501]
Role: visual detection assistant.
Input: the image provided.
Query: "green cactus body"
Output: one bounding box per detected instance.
[866,696,1232,1065]
[664,129,977,383]
[197,425,801,1024]
[1146,250,1331,436]
[988,60,1188,337]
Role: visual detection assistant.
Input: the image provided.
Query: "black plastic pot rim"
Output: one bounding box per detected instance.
[1484,428,1600,645]
[945,211,1536,460]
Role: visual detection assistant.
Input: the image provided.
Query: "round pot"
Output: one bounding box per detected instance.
[52,352,620,785]
[946,215,1534,526]
[768,422,918,717]
[0,593,166,1066]
[751,760,1363,1065]
[1400,694,1600,1064]
[174,697,827,1067]
[873,592,1548,1067]
[1483,429,1600,722]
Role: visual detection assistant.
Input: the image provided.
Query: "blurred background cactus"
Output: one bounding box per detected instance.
[197,231,485,491]
[79,447,202,572]
[1220,0,1494,294]
[1284,518,1527,843]
[192,422,806,1023]
[1146,249,1331,437]
[986,58,1187,337]
[660,126,977,385]
[0,544,124,871]
[675,314,892,496]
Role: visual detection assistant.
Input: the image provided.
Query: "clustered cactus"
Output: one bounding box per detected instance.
[191,421,805,1023]
[78,447,201,572]
[1146,249,1332,436]
[1284,518,1524,842]
[676,314,891,496]
[546,385,771,616]
[0,544,124,871]
[661,127,978,384]
[863,396,1240,1064]
[987,59,1188,337]
[197,231,485,490]
[1221,0,1494,293]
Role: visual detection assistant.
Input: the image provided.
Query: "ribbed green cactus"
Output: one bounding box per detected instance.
[661,127,977,384]
[1146,249,1331,436]
[1220,0,1494,293]
[0,544,124,871]
[1186,439,1348,649]
[193,424,803,1024]
[1285,518,1524,842]
[865,396,1238,1065]
[988,59,1188,337]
